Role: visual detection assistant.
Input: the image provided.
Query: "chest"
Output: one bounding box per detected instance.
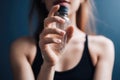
[54,39,95,80]
[32,36,96,79]
[55,38,85,72]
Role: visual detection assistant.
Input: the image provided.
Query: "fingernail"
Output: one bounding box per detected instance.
[56,39,61,43]
[61,31,66,36]
[60,19,65,23]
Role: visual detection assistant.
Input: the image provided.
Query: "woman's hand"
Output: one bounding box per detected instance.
[39,5,73,67]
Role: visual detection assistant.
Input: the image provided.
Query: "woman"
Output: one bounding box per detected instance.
[10,0,115,80]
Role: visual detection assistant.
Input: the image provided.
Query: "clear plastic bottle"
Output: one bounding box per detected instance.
[54,5,71,53]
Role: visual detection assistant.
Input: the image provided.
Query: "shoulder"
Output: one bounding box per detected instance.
[10,36,36,54]
[11,36,36,48]
[88,35,115,60]
[89,35,114,52]
[10,36,37,65]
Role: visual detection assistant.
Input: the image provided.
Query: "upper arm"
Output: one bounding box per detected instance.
[10,37,35,80]
[93,36,115,80]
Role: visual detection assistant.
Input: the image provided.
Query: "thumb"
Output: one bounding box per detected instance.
[66,26,74,43]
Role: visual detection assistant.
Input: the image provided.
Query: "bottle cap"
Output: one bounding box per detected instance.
[58,5,68,14]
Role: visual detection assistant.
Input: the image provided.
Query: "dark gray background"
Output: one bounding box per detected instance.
[0,0,120,80]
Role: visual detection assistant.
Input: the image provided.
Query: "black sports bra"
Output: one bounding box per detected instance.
[32,35,95,80]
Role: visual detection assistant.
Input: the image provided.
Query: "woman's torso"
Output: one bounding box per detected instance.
[31,34,98,80]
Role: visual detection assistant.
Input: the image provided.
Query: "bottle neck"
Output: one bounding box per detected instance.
[56,12,69,21]
[56,12,68,16]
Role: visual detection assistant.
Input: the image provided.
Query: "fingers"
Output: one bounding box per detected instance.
[42,37,61,44]
[48,5,60,17]
[41,28,66,37]
[40,5,62,45]
[39,28,66,45]
[44,16,65,27]
[40,26,74,46]
[44,5,65,28]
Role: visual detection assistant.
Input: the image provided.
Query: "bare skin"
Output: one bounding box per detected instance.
[10,0,115,80]
[10,33,114,80]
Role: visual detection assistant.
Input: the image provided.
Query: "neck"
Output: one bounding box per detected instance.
[68,13,77,28]
[68,13,85,37]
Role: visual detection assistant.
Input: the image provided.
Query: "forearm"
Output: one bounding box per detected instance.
[37,62,55,80]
